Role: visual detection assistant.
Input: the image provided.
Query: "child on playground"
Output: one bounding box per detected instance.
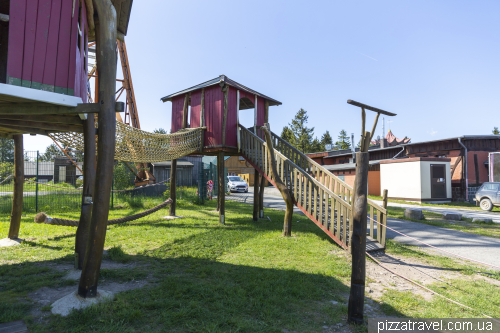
[207,180,214,200]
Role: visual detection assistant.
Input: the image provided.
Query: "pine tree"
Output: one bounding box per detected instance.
[335,129,351,150]
[311,137,322,152]
[289,108,314,153]
[39,144,61,162]
[154,128,167,134]
[280,126,294,145]
[320,130,333,150]
[493,127,500,135]
[0,138,14,163]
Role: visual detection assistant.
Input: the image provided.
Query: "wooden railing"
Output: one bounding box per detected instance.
[241,125,387,249]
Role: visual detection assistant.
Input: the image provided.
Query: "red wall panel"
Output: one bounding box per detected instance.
[226,87,237,147]
[7,0,27,85]
[67,0,79,96]
[31,0,52,89]
[171,95,184,133]
[54,0,73,94]
[190,90,201,129]
[21,0,38,87]
[41,0,62,91]
[204,85,223,147]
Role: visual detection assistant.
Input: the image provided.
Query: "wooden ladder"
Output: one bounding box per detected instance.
[239,125,387,251]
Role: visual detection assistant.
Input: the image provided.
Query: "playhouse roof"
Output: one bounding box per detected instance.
[160,75,282,107]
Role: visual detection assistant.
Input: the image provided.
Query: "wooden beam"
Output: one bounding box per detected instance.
[222,87,228,145]
[0,114,84,125]
[348,152,369,324]
[0,119,82,132]
[347,100,397,116]
[182,93,189,129]
[0,132,17,139]
[8,135,23,239]
[0,102,123,115]
[78,1,117,299]
[0,124,49,136]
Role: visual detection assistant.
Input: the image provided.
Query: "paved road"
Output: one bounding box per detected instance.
[371,200,500,223]
[227,187,500,270]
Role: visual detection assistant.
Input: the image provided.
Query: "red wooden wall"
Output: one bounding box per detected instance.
[7,0,87,101]
[170,85,268,149]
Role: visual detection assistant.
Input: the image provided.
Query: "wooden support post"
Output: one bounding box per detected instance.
[253,169,259,221]
[262,124,293,236]
[182,93,189,129]
[75,117,96,269]
[78,2,117,298]
[347,152,369,324]
[259,173,265,218]
[218,152,225,224]
[7,134,23,239]
[169,159,177,216]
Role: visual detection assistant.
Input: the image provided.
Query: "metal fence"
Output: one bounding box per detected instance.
[0,151,83,214]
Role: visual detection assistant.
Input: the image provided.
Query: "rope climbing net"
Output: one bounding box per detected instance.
[49,122,205,163]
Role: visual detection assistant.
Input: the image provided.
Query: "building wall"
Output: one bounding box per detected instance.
[381,161,422,200]
[420,161,451,199]
[368,171,380,196]
[224,156,254,176]
[467,151,489,185]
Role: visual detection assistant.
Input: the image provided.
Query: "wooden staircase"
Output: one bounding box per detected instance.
[239,125,387,251]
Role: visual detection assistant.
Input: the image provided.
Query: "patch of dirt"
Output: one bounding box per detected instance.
[365,251,463,301]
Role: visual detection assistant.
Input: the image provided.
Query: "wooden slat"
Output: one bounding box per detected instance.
[319,188,323,226]
[313,166,318,220]
[381,212,387,247]
[342,204,347,243]
[67,0,80,95]
[370,205,374,238]
[54,0,73,94]
[31,0,52,89]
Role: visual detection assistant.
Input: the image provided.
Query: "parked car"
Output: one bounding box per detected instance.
[227,176,248,193]
[474,182,500,211]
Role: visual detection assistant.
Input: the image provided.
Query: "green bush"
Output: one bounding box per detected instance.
[113,162,135,190]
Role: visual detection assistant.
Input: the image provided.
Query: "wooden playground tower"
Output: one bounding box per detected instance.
[1,0,133,299]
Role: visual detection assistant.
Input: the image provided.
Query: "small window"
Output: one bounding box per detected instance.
[482,183,499,191]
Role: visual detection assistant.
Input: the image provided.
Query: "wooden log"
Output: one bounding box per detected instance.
[253,169,259,221]
[218,151,225,224]
[78,3,117,298]
[262,124,293,236]
[259,172,265,218]
[381,189,388,247]
[7,135,23,239]
[169,159,177,216]
[75,117,96,269]
[347,152,369,324]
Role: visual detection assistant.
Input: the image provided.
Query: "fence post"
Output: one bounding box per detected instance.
[111,170,114,209]
[36,151,39,212]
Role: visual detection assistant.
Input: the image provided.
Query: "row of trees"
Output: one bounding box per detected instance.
[279,108,352,153]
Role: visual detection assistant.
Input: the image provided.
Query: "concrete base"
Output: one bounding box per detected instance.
[51,290,114,316]
[472,218,493,223]
[163,216,183,220]
[443,212,462,221]
[404,209,424,220]
[0,238,23,247]
[63,269,82,280]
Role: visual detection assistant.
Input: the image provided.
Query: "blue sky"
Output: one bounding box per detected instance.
[24,0,500,152]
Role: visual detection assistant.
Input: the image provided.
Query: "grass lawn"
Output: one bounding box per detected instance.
[385,206,500,239]
[1,189,499,332]
[368,195,500,212]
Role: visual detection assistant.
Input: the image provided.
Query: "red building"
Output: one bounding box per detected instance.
[307,135,500,201]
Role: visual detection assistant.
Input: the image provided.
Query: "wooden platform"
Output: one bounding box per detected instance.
[0,320,28,333]
[366,235,385,252]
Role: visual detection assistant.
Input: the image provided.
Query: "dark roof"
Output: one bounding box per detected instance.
[322,145,403,159]
[402,135,500,147]
[160,75,282,107]
[323,160,381,171]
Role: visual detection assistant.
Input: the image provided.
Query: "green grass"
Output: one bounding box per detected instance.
[385,206,500,239]
[1,189,499,332]
[368,195,500,212]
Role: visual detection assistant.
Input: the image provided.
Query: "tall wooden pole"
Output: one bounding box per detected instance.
[75,117,96,269]
[259,174,265,218]
[253,169,259,221]
[78,1,117,298]
[218,152,225,224]
[347,152,369,324]
[8,134,23,239]
[169,159,177,216]
[261,124,293,236]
